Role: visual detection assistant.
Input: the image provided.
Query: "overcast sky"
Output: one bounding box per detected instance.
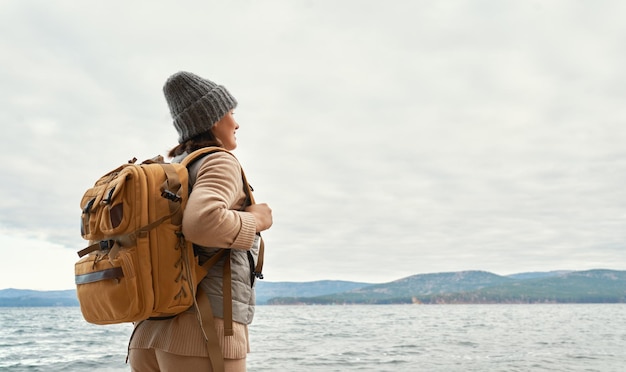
[1,0,625,290]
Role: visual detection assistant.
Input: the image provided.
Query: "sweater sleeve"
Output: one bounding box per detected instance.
[182,152,257,250]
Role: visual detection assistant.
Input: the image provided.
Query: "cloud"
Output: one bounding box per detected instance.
[0,229,77,290]
[0,0,625,288]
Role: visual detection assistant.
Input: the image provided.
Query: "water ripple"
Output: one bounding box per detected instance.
[1,305,625,371]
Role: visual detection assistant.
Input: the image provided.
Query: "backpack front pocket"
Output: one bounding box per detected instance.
[97,168,139,236]
[75,245,152,324]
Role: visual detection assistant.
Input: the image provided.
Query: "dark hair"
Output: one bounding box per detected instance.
[168,130,222,158]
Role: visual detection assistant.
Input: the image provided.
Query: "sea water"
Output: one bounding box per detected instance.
[1,304,624,371]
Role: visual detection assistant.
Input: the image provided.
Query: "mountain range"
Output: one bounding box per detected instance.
[1,269,624,307]
[267,269,626,305]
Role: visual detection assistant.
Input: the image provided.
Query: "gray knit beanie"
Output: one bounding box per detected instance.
[163,71,238,143]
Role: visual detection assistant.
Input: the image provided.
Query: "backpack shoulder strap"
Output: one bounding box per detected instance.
[182,147,255,204]
[182,147,262,363]
[180,146,229,167]
[184,147,262,276]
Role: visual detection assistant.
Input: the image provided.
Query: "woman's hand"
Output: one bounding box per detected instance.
[245,203,273,232]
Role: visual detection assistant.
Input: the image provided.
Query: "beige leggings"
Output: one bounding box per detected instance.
[128,348,246,372]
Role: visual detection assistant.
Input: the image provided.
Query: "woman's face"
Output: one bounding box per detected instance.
[212,111,239,150]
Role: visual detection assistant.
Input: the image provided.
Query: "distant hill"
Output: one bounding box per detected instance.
[0,281,371,307]
[267,269,626,305]
[255,280,371,304]
[506,270,573,280]
[433,269,626,304]
[2,269,624,306]
[0,289,78,307]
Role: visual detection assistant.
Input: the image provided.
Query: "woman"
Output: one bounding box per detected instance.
[128,71,273,372]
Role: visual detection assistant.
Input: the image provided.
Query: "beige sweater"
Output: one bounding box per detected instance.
[184,150,256,250]
[129,150,257,359]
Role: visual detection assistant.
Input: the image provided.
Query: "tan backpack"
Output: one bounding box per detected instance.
[75,147,262,371]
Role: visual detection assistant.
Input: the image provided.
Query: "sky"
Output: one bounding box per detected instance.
[1,0,625,290]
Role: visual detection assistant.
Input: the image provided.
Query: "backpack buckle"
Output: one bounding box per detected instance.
[161,190,181,202]
[99,240,115,250]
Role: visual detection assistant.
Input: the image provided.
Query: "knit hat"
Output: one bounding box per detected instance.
[163,71,238,143]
